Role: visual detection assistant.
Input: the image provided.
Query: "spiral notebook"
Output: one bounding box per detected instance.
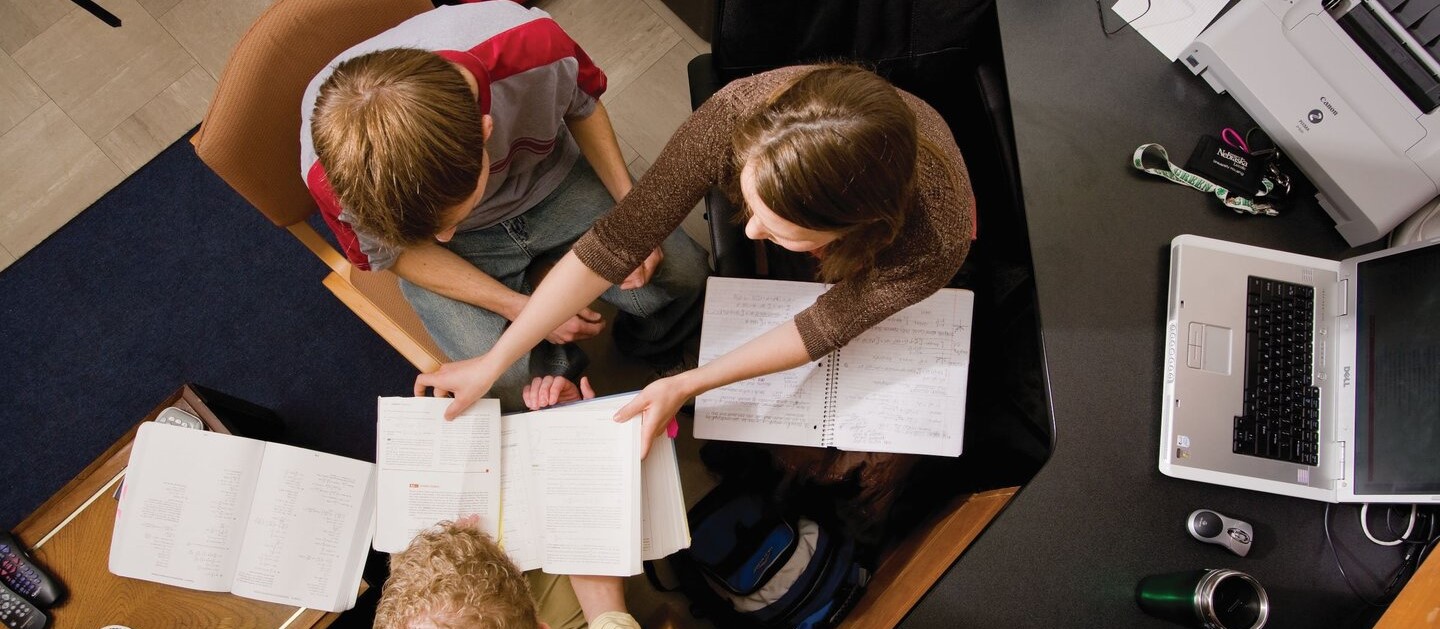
[694,277,973,457]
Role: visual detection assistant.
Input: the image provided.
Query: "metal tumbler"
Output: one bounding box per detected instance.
[1135,568,1269,629]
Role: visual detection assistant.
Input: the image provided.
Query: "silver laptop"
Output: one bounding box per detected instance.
[1160,234,1440,503]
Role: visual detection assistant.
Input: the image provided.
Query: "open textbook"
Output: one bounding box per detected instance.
[696,277,974,457]
[374,394,689,577]
[109,423,374,613]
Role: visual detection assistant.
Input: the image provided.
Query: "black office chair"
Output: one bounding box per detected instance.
[689,0,1052,506]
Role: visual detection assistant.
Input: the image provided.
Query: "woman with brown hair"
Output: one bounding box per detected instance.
[416,64,975,458]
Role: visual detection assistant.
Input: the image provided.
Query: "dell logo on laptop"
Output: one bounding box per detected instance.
[1342,365,1351,387]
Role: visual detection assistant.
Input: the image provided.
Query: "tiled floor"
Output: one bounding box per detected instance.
[0,0,710,272]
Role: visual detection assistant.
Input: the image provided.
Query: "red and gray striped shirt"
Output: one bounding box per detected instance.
[299,1,606,271]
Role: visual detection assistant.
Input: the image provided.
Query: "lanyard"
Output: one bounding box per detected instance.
[1132,144,1278,216]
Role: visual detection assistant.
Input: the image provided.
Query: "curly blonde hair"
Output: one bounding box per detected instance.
[374,521,539,629]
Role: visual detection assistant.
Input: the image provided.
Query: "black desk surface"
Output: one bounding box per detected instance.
[904,1,1405,627]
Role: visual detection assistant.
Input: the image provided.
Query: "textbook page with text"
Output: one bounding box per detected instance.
[499,393,689,576]
[374,398,502,553]
[376,394,689,576]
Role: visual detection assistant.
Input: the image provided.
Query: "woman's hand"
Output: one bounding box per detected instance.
[522,375,595,410]
[614,374,689,459]
[413,355,501,420]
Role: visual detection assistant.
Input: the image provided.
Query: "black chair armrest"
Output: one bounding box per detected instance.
[688,53,722,111]
[705,188,758,278]
[691,52,758,278]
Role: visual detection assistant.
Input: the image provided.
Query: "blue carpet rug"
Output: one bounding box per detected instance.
[0,131,418,533]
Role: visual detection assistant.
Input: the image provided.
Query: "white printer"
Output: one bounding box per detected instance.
[1185,0,1440,245]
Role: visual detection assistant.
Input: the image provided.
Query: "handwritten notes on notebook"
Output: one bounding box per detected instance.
[110,423,375,612]
[695,277,973,457]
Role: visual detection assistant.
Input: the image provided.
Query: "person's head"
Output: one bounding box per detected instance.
[375,520,542,629]
[311,48,492,248]
[732,65,920,284]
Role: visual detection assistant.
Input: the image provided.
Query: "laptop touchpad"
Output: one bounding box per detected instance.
[1186,322,1232,375]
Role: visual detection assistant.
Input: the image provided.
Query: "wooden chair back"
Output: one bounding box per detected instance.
[192,0,445,371]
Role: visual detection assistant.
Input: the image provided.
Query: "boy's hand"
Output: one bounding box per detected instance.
[545,307,605,344]
[619,247,663,290]
[522,375,595,410]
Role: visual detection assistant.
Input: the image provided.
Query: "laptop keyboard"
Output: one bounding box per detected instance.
[1234,276,1321,466]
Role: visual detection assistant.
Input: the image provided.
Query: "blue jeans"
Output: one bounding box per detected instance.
[400,159,708,410]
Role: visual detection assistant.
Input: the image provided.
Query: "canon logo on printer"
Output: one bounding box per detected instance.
[1320,96,1338,116]
[1216,148,1248,169]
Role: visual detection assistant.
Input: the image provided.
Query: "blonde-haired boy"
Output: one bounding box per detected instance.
[300,2,706,410]
[375,516,637,629]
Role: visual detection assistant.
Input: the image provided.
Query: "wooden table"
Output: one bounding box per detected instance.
[13,385,363,628]
[1374,547,1440,629]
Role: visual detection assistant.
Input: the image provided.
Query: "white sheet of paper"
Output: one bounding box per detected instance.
[1112,0,1228,61]
[374,397,502,553]
[694,278,831,447]
[497,416,543,571]
[109,424,265,592]
[829,289,973,456]
[528,400,641,576]
[230,443,375,612]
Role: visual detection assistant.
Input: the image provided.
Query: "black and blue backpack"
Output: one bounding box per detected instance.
[649,482,870,628]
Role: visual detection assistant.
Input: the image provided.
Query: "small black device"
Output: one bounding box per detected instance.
[0,533,62,607]
[1187,509,1253,557]
[1185,135,1265,197]
[0,581,47,629]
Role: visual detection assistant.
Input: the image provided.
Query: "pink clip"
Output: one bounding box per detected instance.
[666,417,679,439]
[1221,127,1249,154]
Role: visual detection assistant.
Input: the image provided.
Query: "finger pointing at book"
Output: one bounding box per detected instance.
[413,356,495,420]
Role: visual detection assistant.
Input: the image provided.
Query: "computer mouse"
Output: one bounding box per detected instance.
[1188,509,1253,557]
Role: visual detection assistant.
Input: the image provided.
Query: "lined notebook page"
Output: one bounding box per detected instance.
[695,277,973,456]
[830,288,973,456]
[694,278,831,447]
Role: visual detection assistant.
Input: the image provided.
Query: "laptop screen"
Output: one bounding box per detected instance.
[1353,243,1440,496]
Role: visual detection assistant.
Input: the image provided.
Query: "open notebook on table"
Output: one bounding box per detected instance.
[695,277,974,457]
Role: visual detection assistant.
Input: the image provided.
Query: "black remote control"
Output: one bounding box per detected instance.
[0,533,61,607]
[0,582,46,629]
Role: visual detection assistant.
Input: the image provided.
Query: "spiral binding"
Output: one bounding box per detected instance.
[820,352,840,446]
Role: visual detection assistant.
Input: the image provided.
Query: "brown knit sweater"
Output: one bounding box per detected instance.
[573,66,975,360]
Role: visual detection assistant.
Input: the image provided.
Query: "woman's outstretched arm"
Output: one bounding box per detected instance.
[414,251,611,418]
[617,320,812,458]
